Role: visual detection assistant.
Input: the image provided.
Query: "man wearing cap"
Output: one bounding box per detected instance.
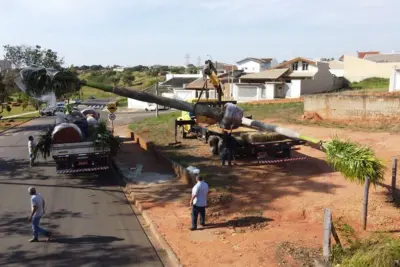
[28,187,52,242]
[189,175,209,231]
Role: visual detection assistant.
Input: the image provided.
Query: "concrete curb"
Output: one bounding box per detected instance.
[130,131,196,186]
[0,116,39,135]
[111,158,183,267]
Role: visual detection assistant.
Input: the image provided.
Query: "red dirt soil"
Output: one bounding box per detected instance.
[116,124,400,267]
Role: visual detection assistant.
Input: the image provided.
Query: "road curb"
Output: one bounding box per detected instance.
[0,116,38,135]
[130,131,196,186]
[111,158,183,267]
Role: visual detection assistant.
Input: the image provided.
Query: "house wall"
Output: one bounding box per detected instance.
[330,69,344,77]
[301,62,336,94]
[289,80,301,98]
[232,84,263,102]
[389,70,400,92]
[237,61,261,73]
[265,83,275,99]
[270,59,279,68]
[344,55,400,82]
[165,73,202,81]
[304,94,400,120]
[173,89,196,101]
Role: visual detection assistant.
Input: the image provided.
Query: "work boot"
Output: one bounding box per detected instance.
[29,238,39,242]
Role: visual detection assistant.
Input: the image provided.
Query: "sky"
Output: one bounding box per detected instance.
[0,0,399,67]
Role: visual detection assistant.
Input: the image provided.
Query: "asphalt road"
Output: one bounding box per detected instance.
[0,110,165,266]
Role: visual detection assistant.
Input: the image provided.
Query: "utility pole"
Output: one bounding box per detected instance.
[155,78,159,118]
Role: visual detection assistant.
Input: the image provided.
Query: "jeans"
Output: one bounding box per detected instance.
[29,153,35,166]
[221,148,232,166]
[191,205,206,229]
[32,216,48,239]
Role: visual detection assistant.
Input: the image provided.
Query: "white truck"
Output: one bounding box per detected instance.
[52,141,111,174]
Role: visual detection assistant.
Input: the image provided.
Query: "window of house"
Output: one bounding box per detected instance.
[292,62,298,71]
[302,62,309,71]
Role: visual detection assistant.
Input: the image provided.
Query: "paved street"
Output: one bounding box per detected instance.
[0,107,165,267]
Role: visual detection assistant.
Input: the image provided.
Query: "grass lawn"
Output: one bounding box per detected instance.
[0,105,38,117]
[80,86,119,100]
[350,77,389,89]
[0,112,39,131]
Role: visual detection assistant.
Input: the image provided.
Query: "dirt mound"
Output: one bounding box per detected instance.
[301,112,323,122]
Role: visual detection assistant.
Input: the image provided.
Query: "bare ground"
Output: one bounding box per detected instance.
[115,122,400,267]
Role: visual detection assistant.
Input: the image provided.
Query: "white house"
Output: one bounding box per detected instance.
[328,60,344,77]
[113,66,125,72]
[236,57,278,73]
[389,69,400,92]
[233,57,340,101]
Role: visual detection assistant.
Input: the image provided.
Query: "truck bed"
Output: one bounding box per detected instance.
[52,141,110,156]
[52,142,111,174]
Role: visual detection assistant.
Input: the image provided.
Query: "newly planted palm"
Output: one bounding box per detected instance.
[33,126,54,160]
[92,120,121,156]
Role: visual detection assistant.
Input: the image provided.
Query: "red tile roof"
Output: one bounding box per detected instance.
[357,51,380,59]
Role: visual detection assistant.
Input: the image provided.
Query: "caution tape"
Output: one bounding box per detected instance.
[257,156,307,164]
[56,166,109,174]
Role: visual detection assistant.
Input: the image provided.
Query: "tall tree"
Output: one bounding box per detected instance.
[3,45,64,70]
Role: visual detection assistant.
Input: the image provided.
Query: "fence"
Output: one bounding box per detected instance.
[304,94,400,120]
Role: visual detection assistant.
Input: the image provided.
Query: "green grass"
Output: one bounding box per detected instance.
[80,86,118,100]
[0,105,38,117]
[129,111,179,145]
[350,77,390,90]
[331,235,400,267]
[116,97,128,107]
[0,112,39,130]
[238,102,304,121]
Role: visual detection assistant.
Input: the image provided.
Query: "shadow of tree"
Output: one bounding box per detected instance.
[119,140,344,217]
[0,240,162,267]
[205,216,274,230]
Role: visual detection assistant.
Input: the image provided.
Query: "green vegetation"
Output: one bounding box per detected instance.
[116,97,127,107]
[350,77,390,90]
[323,137,385,185]
[129,111,179,145]
[332,234,400,267]
[238,102,303,121]
[0,104,37,117]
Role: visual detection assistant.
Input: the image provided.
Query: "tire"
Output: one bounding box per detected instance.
[208,135,220,155]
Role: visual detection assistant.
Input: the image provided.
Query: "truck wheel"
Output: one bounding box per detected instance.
[208,135,219,155]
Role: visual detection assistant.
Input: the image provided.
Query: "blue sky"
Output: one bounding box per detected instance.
[0,0,399,66]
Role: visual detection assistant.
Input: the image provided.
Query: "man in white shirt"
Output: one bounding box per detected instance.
[28,187,52,242]
[189,175,209,231]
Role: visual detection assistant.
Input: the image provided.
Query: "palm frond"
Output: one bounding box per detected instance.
[92,120,122,156]
[322,136,386,185]
[20,67,80,98]
[33,125,54,160]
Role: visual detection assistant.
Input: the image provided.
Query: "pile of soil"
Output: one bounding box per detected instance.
[301,112,323,122]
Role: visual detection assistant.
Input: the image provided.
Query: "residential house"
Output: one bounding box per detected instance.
[0,59,12,72]
[389,69,400,92]
[113,66,125,72]
[232,57,339,101]
[178,70,244,101]
[343,53,400,82]
[161,76,201,101]
[127,77,196,110]
[236,57,278,73]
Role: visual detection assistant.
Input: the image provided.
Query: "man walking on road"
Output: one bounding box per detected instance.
[189,175,209,231]
[28,187,52,242]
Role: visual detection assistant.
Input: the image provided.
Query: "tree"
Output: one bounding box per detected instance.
[122,74,135,86]
[22,102,28,111]
[3,44,64,70]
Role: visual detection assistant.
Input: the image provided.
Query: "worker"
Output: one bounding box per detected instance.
[220,127,235,166]
[189,175,209,231]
